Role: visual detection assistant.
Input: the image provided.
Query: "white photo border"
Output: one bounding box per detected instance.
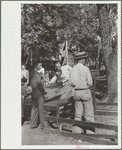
[1,1,121,149]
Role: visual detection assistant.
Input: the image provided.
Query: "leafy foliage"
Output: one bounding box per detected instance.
[21,4,59,64]
[21,4,117,69]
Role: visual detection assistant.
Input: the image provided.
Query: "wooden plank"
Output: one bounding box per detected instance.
[96,108,117,111]
[43,128,117,145]
[45,93,61,102]
[59,110,117,118]
[62,126,117,140]
[44,99,71,111]
[95,111,117,116]
[44,116,118,131]
[91,70,100,76]
[96,102,117,106]
[93,78,106,81]
[45,82,62,88]
[57,98,72,107]
[44,105,58,111]
[44,97,72,108]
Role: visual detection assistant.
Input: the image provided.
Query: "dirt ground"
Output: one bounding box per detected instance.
[22,120,93,145]
[22,115,117,145]
[22,101,117,145]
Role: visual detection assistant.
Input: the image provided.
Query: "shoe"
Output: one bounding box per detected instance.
[30,126,37,129]
[40,124,45,129]
[72,126,84,134]
[86,130,95,134]
[44,121,49,127]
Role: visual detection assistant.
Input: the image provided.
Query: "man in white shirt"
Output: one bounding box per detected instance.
[37,63,45,84]
[48,62,73,99]
[37,63,45,74]
[21,64,29,86]
[70,52,95,134]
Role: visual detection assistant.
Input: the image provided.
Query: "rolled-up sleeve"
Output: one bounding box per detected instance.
[26,70,29,84]
[86,68,93,86]
[69,68,76,87]
[50,75,57,83]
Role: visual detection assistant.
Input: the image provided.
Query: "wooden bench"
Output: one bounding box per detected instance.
[44,97,73,130]
[44,97,72,111]
[45,93,61,102]
[44,97,73,117]
[95,102,117,116]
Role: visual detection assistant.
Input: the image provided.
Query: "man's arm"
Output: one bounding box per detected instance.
[48,75,57,84]
[42,67,45,74]
[86,68,93,87]
[69,68,76,87]
[38,73,46,94]
[26,70,29,85]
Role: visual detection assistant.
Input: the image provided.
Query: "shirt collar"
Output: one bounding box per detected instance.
[77,63,83,66]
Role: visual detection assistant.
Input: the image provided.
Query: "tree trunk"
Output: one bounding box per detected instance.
[97,4,117,102]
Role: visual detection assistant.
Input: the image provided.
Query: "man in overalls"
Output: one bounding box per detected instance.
[70,52,95,134]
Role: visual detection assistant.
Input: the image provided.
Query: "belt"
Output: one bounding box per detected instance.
[75,88,89,91]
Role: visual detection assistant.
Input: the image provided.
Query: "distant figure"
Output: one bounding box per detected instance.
[48,62,73,99]
[45,71,50,85]
[30,62,47,129]
[70,52,95,134]
[100,62,105,70]
[21,64,29,86]
[21,64,29,125]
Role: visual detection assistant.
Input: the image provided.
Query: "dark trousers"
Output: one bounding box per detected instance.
[30,94,44,128]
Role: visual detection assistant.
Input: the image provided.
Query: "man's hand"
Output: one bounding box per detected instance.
[45,80,52,84]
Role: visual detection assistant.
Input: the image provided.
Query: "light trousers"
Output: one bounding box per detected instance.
[74,91,94,122]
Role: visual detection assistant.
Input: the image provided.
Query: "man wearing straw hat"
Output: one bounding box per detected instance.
[70,51,95,134]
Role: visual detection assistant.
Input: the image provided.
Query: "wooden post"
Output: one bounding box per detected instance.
[62,26,69,66]
[65,39,68,65]
[50,56,52,72]
[93,37,101,113]
[31,45,33,66]
[25,54,29,65]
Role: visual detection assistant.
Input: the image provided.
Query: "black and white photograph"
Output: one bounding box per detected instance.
[1,1,121,149]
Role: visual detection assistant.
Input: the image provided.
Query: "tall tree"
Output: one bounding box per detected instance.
[55,4,99,59]
[97,4,117,102]
[21,4,60,66]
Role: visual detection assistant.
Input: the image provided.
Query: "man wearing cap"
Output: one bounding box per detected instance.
[70,51,95,134]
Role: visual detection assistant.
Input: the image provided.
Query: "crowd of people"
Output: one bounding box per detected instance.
[21,51,95,134]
